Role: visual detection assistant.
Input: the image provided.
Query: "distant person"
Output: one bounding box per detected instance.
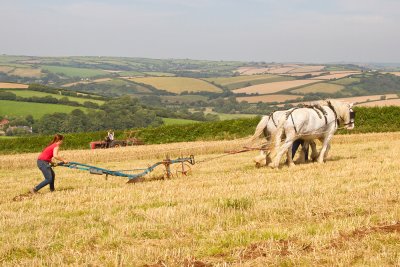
[108,130,114,142]
[30,134,68,193]
[105,130,114,148]
[292,139,309,161]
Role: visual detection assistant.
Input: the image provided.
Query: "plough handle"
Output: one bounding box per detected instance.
[51,161,68,167]
[189,154,195,165]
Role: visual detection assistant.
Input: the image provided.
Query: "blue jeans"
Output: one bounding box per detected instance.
[292,139,309,160]
[35,160,55,191]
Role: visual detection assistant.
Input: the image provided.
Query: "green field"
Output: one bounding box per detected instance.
[205,74,295,90]
[216,113,258,120]
[102,79,151,92]
[67,78,153,96]
[41,65,108,78]
[330,77,361,85]
[162,118,199,125]
[118,71,144,77]
[3,90,104,105]
[206,74,282,86]
[143,72,176,77]
[291,83,344,94]
[161,95,209,104]
[0,100,91,119]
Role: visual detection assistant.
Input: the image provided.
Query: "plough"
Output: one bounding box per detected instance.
[54,155,195,183]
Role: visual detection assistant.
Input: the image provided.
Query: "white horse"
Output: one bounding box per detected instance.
[249,110,318,167]
[268,99,355,168]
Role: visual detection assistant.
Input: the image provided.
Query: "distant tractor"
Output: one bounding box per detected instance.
[90,131,144,149]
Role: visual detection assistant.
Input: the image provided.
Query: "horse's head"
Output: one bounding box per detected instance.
[347,103,355,130]
[326,99,355,130]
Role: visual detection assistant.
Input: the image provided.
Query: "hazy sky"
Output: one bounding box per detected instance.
[1,0,399,63]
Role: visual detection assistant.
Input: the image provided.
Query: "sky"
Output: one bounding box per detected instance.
[0,0,399,63]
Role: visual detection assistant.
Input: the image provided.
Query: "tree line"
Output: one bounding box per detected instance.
[2,96,162,135]
[2,96,221,136]
[0,91,100,109]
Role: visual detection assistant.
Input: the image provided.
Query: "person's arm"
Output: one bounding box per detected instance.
[53,146,68,163]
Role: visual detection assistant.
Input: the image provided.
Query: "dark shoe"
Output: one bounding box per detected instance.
[30,188,38,194]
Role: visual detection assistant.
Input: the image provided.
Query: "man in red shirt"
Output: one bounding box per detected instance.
[31,134,68,193]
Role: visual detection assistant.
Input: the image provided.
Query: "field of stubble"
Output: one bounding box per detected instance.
[1,133,400,266]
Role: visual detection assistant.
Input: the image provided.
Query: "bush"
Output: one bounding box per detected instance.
[0,91,17,100]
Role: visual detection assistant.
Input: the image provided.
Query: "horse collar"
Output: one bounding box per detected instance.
[327,101,340,126]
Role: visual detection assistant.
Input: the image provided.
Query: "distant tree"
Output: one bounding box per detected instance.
[25,115,35,126]
[61,109,90,133]
[9,117,28,127]
[35,113,68,135]
[83,101,99,109]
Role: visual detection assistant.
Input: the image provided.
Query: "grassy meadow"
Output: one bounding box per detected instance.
[1,132,400,265]
[161,117,199,125]
[216,113,258,120]
[2,90,105,105]
[291,83,344,94]
[205,74,295,90]
[0,100,91,119]
[40,65,108,78]
[331,77,361,86]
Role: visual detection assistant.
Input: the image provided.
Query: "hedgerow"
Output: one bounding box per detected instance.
[1,107,400,154]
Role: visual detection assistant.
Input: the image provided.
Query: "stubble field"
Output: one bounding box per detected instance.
[1,132,400,266]
[233,80,320,95]
[0,83,29,89]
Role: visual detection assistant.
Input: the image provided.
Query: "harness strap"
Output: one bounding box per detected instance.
[302,104,328,125]
[285,108,299,134]
[270,111,278,127]
[327,101,339,127]
[290,113,298,133]
[314,104,328,125]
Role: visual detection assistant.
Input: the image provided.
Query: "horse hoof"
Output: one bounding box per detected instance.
[268,163,277,169]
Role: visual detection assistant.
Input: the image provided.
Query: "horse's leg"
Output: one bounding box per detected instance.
[297,140,309,164]
[324,143,331,160]
[286,143,295,167]
[265,153,272,165]
[270,135,295,168]
[317,134,333,163]
[254,151,266,168]
[310,140,318,162]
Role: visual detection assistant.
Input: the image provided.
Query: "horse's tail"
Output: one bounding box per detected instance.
[268,115,287,159]
[249,116,269,143]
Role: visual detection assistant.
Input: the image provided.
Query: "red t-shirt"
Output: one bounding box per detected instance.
[38,143,59,162]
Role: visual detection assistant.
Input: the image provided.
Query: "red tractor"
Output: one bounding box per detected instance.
[90,131,144,149]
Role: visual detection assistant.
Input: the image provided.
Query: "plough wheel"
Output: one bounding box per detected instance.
[175,162,192,178]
